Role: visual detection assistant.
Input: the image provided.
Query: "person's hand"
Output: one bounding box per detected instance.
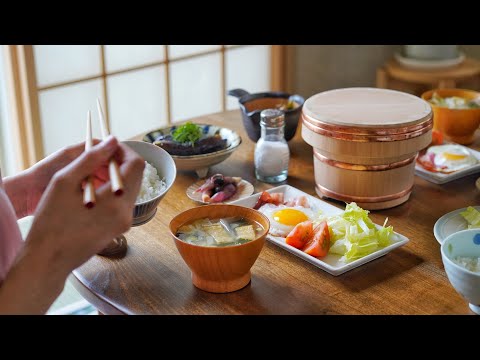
[24,136,145,274]
[25,139,109,215]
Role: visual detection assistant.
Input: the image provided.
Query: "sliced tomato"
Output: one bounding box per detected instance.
[431,129,444,146]
[302,221,330,258]
[285,220,314,249]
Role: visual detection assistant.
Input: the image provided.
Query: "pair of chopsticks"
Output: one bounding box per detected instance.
[83,99,124,208]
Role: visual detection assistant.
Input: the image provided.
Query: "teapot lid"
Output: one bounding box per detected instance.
[303,87,432,128]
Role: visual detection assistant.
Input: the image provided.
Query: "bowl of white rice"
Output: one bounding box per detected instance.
[123,140,176,225]
[441,229,480,315]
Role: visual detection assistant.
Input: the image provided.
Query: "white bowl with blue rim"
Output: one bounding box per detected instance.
[143,124,241,178]
[441,229,480,314]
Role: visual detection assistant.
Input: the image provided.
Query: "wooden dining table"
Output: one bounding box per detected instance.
[71,110,480,315]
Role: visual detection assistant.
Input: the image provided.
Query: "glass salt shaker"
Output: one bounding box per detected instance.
[254,109,290,183]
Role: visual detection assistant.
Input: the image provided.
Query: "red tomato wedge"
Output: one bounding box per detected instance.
[302,221,330,258]
[285,220,313,249]
[431,129,444,146]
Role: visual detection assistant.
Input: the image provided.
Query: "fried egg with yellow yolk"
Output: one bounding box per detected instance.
[258,204,315,237]
[427,144,477,172]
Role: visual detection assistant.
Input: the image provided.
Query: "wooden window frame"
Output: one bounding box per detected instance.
[3,45,44,169]
[271,45,295,93]
[3,45,290,169]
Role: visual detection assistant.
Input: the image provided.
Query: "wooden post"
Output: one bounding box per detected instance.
[3,45,44,169]
[271,45,286,92]
[376,68,388,88]
[3,46,29,171]
[16,45,44,164]
[438,79,456,89]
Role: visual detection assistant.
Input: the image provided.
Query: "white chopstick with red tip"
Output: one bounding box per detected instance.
[96,98,124,196]
[83,111,96,208]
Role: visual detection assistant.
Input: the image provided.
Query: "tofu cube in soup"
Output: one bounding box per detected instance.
[235,225,256,241]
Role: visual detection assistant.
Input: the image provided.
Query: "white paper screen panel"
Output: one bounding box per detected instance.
[170,53,222,122]
[107,66,168,140]
[104,45,165,73]
[34,45,101,87]
[226,45,271,110]
[168,45,221,59]
[39,80,105,155]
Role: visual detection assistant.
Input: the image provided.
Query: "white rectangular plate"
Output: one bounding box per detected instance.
[415,146,480,185]
[229,185,410,276]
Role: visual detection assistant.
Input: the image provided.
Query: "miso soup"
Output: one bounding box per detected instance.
[176,217,264,247]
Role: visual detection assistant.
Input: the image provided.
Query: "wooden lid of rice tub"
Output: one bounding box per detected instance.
[302,88,432,140]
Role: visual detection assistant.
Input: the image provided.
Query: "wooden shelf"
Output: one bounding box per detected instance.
[377,58,480,95]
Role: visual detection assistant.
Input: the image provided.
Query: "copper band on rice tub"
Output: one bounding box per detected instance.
[316,184,414,204]
[302,112,433,136]
[302,116,433,142]
[313,150,417,171]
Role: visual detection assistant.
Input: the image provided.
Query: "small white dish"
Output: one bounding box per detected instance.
[395,52,465,70]
[186,179,254,204]
[434,206,480,244]
[228,185,410,276]
[415,146,480,185]
[441,229,480,314]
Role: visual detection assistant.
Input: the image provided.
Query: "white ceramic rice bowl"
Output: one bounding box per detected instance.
[123,140,176,225]
[441,229,480,315]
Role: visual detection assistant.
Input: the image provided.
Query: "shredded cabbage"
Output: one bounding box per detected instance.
[315,202,394,263]
[460,206,480,229]
[429,92,480,109]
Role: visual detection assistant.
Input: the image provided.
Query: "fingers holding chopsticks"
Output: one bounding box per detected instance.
[43,136,121,211]
[94,143,145,205]
[96,99,124,196]
[65,135,119,184]
[77,98,143,212]
[29,139,145,270]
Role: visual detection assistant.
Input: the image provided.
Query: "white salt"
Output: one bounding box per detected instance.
[254,141,290,177]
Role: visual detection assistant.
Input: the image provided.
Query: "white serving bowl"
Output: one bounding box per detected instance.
[143,124,242,178]
[441,228,480,314]
[123,140,176,225]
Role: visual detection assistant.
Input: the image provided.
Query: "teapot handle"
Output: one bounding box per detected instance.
[227,88,250,99]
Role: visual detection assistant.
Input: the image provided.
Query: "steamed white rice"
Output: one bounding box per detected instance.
[453,256,480,273]
[135,161,167,204]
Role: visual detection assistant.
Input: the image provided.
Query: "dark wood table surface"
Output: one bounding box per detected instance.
[72,110,480,315]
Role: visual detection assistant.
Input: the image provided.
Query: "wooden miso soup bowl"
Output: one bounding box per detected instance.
[169,204,270,293]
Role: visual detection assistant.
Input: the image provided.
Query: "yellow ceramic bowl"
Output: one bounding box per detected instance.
[422,89,480,144]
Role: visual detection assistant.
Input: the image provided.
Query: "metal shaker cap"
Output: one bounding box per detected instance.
[260,109,285,127]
